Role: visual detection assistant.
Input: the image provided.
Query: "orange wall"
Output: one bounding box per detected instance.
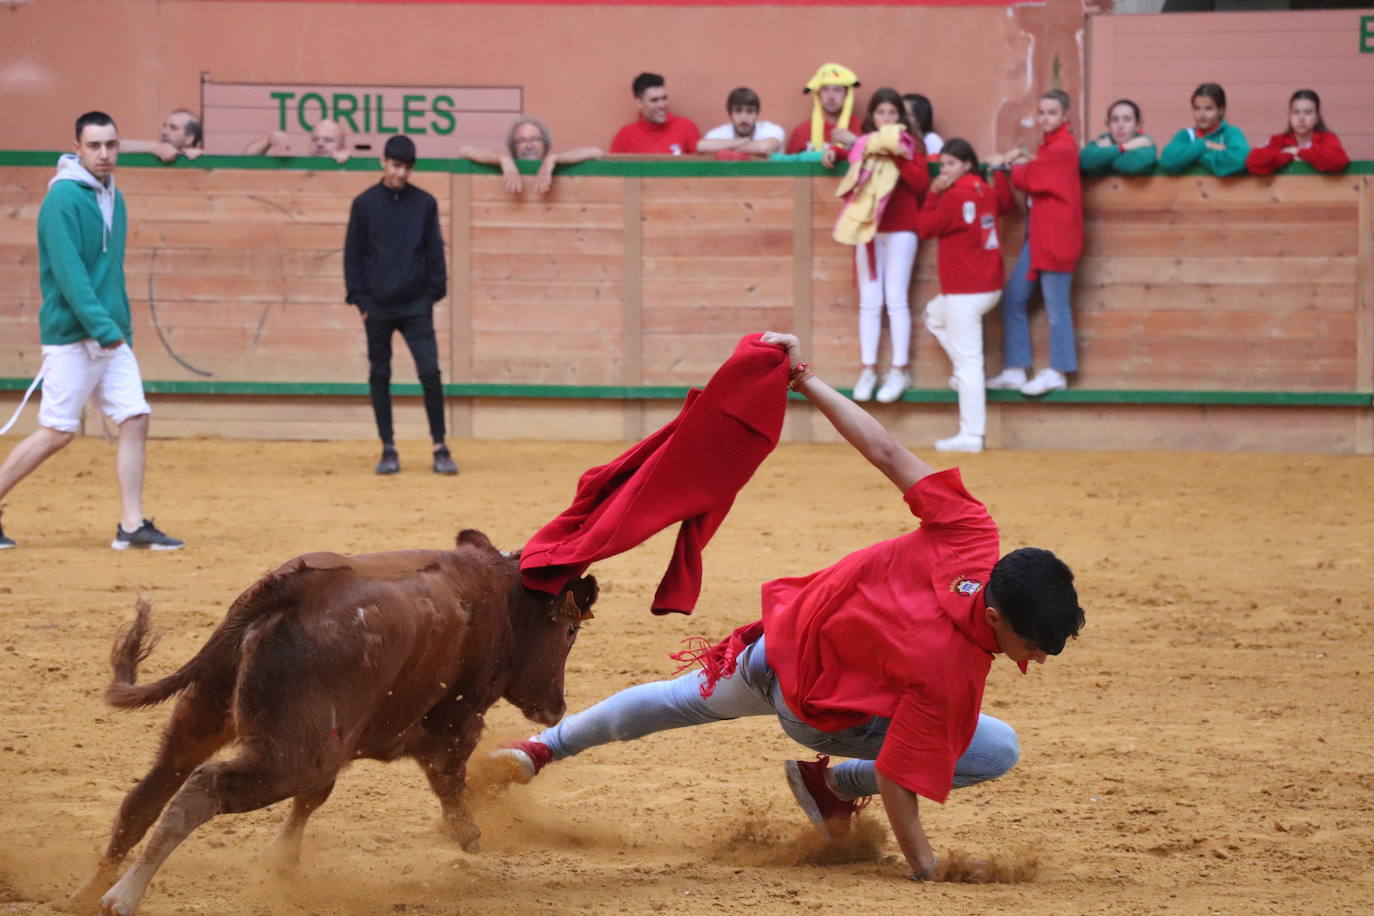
[1086,10,1374,160]
[0,0,1086,159]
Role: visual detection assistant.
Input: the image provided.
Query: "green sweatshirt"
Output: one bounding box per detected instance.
[1080,133,1158,176]
[1159,121,1249,177]
[37,155,131,347]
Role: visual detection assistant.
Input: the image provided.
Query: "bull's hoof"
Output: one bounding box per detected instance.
[68,863,120,914]
[97,889,137,916]
[461,836,482,854]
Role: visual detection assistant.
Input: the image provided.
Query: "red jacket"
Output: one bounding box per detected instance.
[1010,123,1083,276]
[610,114,700,155]
[520,334,788,614]
[915,170,1014,294]
[1245,130,1350,175]
[785,114,861,154]
[876,142,932,232]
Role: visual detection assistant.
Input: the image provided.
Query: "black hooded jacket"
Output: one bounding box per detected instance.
[343,181,446,314]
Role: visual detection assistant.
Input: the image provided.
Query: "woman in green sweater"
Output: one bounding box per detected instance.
[1080,99,1156,176]
[1160,83,1249,176]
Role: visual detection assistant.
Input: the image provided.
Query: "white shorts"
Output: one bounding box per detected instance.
[37,340,151,434]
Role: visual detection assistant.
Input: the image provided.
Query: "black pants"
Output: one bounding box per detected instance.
[364,309,445,445]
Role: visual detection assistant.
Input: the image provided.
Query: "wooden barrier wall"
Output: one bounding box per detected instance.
[2,155,1372,453]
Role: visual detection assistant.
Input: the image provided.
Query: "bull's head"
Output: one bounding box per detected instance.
[505,575,598,727]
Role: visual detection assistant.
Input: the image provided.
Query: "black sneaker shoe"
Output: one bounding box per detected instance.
[375,447,400,475]
[432,445,459,476]
[0,510,15,550]
[112,518,184,551]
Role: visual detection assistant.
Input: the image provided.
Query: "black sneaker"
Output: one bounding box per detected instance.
[111,518,184,551]
[375,447,400,475]
[432,445,459,476]
[0,510,15,550]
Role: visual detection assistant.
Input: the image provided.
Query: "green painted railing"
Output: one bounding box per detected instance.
[0,377,1367,407]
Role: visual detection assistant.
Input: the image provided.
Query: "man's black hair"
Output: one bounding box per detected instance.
[988,547,1084,656]
[383,135,417,165]
[75,111,117,141]
[632,72,665,99]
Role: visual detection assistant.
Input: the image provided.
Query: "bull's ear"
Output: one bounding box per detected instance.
[569,575,598,620]
[557,590,594,622]
[456,529,497,553]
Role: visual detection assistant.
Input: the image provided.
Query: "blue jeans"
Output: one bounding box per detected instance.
[534,636,1020,799]
[1000,236,1077,373]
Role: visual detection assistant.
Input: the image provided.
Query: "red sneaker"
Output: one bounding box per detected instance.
[784,754,866,839]
[490,739,554,784]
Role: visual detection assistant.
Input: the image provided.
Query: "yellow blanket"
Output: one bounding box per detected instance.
[832,124,907,247]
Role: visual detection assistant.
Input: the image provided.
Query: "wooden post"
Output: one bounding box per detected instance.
[622,176,644,441]
[1356,175,1374,455]
[448,173,473,439]
[790,175,814,442]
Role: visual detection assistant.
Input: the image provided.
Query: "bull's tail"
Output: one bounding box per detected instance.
[105,598,189,709]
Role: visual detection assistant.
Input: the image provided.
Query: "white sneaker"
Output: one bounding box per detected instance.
[986,368,1027,390]
[875,368,909,403]
[935,433,984,453]
[851,368,878,402]
[1020,368,1067,396]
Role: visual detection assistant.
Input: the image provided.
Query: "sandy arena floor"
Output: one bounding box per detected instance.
[1,436,1372,915]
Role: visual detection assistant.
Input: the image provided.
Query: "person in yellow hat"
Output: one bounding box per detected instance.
[785,63,861,154]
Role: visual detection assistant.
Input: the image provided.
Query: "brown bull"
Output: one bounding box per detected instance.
[74,529,597,916]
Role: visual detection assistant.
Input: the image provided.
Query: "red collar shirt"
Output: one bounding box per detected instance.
[610,114,700,155]
[760,468,1013,803]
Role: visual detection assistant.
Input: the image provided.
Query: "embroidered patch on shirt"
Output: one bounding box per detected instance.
[950,575,983,597]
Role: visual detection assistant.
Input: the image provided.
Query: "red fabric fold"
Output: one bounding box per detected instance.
[519,333,789,614]
[669,620,765,697]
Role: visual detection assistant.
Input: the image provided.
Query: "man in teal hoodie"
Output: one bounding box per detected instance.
[0,112,183,551]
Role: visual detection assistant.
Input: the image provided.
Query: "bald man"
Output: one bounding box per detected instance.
[242,118,351,164]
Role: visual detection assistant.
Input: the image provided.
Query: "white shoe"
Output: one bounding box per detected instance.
[875,368,909,403]
[935,433,984,453]
[985,368,1027,390]
[1020,368,1067,396]
[851,368,878,402]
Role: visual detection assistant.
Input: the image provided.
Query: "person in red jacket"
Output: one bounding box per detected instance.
[915,138,1014,453]
[823,88,930,403]
[609,72,699,155]
[1245,89,1350,176]
[493,331,1085,884]
[785,62,862,154]
[985,90,1083,397]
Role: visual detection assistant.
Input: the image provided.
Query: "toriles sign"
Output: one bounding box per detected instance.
[200,78,522,158]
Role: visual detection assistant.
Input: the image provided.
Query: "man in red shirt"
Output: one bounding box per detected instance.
[609,72,699,155]
[493,332,1084,881]
[785,62,862,154]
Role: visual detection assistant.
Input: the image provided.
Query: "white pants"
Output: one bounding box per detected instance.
[37,340,150,434]
[856,231,918,367]
[924,292,1001,437]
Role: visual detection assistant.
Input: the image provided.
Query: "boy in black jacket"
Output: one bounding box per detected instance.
[344,135,457,475]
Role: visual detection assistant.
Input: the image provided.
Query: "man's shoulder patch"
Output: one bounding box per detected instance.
[949,575,983,597]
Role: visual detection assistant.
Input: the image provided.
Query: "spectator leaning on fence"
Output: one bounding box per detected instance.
[985,89,1083,398]
[609,72,699,155]
[1079,99,1157,177]
[343,136,457,477]
[460,116,603,195]
[243,117,352,164]
[119,108,204,164]
[902,93,943,158]
[697,87,786,157]
[785,63,861,155]
[1159,83,1248,177]
[0,112,184,552]
[1244,89,1349,176]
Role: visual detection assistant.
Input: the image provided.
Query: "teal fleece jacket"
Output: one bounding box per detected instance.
[1159,121,1249,177]
[37,155,131,347]
[1080,133,1157,176]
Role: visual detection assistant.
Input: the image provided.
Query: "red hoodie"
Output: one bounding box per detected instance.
[520,333,789,614]
[1010,123,1083,277]
[876,137,932,232]
[915,170,1014,294]
[1245,130,1350,175]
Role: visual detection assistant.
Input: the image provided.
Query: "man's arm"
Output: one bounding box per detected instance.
[342,198,372,314]
[459,145,524,194]
[243,131,288,155]
[423,197,447,303]
[877,771,939,878]
[117,139,181,164]
[760,331,935,492]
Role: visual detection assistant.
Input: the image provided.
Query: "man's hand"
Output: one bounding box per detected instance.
[831,127,858,147]
[1205,140,1226,151]
[499,156,523,194]
[331,149,351,165]
[535,157,557,195]
[152,142,180,164]
[1096,136,1113,148]
[821,147,839,169]
[759,330,801,367]
[1122,136,1152,151]
[1281,145,1299,156]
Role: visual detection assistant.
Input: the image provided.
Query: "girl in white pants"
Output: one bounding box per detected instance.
[826,88,930,403]
[915,138,1014,452]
